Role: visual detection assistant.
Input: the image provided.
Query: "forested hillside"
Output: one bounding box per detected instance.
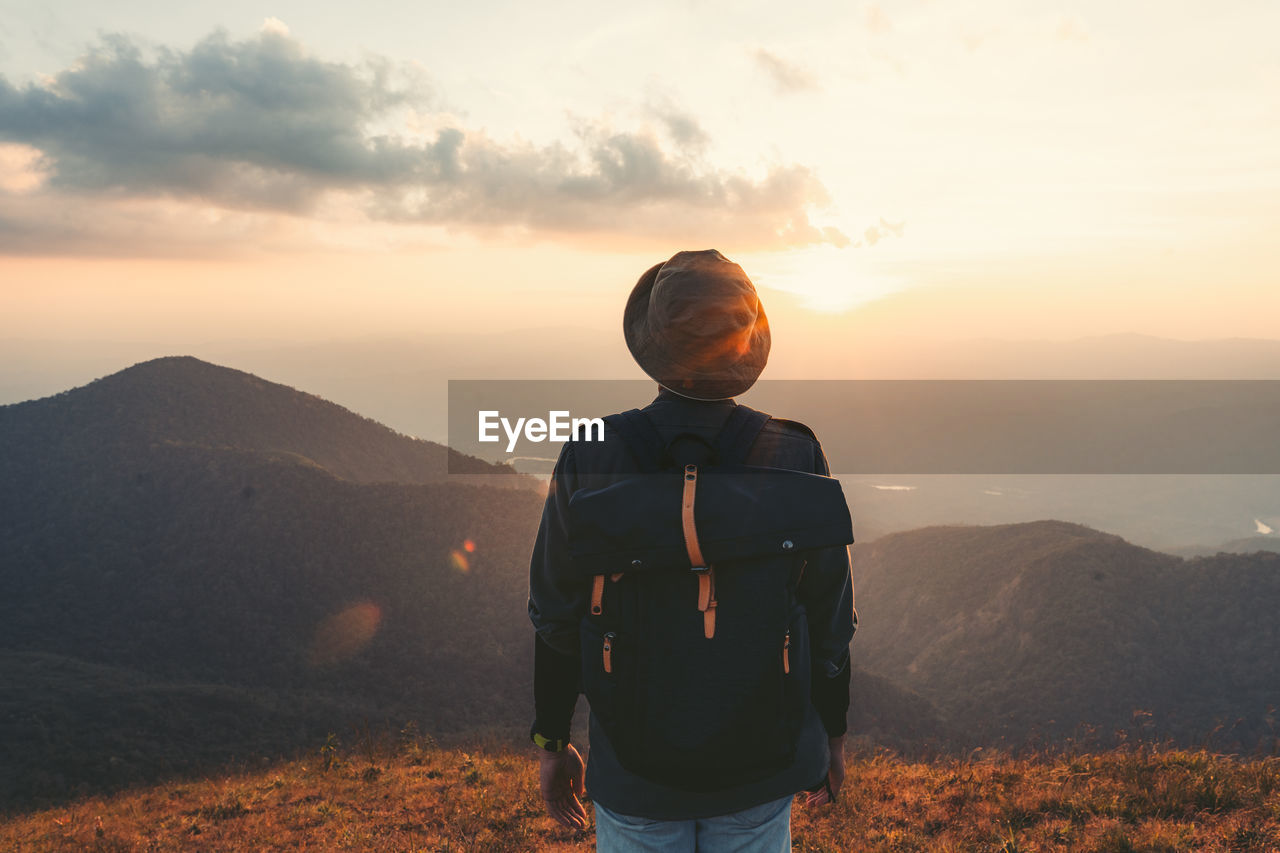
[852,521,1280,748]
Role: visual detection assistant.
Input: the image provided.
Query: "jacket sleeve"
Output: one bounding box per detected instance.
[528,440,587,655]
[799,443,857,737]
[528,441,585,741]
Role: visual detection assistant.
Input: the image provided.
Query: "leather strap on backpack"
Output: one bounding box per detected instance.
[591,574,605,615]
[683,463,717,639]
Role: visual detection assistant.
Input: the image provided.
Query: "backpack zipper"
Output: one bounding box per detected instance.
[603,631,615,673]
[783,629,791,674]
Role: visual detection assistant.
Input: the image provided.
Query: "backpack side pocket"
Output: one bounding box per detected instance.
[580,616,637,759]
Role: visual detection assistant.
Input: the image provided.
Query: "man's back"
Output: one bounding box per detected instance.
[529,388,856,821]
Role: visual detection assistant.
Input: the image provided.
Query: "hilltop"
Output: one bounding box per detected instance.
[2,741,1277,852]
[0,355,524,483]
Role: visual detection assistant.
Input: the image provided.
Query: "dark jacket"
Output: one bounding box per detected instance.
[528,387,856,820]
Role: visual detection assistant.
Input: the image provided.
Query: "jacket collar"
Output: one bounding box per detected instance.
[651,384,738,408]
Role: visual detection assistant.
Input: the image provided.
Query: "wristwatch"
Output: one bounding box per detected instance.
[530,726,567,753]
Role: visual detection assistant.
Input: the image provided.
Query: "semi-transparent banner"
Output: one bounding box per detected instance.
[446,380,1280,475]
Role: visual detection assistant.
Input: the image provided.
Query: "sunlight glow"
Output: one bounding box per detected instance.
[748,247,904,314]
[0,143,47,193]
[308,601,382,666]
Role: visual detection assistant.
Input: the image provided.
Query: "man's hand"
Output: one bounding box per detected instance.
[804,735,846,807]
[538,744,588,830]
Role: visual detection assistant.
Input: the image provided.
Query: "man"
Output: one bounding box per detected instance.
[528,249,856,852]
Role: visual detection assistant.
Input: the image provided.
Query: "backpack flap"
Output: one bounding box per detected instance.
[566,465,853,579]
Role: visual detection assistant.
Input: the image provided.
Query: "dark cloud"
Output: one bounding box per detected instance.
[752,49,820,95]
[0,30,845,252]
[646,101,710,152]
[0,30,427,210]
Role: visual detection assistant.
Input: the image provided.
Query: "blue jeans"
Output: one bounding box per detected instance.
[594,794,792,853]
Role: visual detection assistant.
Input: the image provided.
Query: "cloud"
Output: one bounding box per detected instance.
[0,142,46,192]
[0,30,845,254]
[0,30,428,211]
[853,217,905,248]
[261,17,291,37]
[646,101,710,152]
[752,49,819,95]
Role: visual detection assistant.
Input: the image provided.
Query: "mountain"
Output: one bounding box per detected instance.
[7,344,1280,555]
[0,357,941,810]
[0,355,524,484]
[4,356,1276,811]
[851,521,1280,747]
[0,357,547,808]
[1167,535,1280,558]
[0,652,386,806]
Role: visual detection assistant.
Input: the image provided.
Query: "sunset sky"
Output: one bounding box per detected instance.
[2,1,1278,381]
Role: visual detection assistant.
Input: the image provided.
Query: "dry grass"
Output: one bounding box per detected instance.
[3,740,1278,852]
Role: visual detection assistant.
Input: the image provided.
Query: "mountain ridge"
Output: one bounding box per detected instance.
[0,355,521,484]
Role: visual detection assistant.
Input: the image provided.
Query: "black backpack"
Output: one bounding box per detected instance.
[565,405,853,791]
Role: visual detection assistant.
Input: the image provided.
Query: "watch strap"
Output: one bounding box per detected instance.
[530,728,567,753]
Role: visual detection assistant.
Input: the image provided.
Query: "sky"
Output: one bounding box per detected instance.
[2,0,1279,373]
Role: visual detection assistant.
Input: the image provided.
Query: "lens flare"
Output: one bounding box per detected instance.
[449,538,478,571]
[308,601,382,666]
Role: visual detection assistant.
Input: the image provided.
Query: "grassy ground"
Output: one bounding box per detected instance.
[2,738,1278,852]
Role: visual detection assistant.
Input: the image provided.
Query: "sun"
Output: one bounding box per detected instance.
[745,246,904,314]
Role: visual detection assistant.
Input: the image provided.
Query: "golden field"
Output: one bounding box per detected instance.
[2,734,1278,852]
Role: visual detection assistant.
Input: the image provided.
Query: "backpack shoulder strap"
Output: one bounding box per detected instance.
[714,405,771,465]
[603,408,668,474]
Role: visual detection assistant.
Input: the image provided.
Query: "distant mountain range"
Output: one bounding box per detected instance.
[2,356,1276,811]
[1166,535,1280,559]
[11,334,1278,552]
[6,332,1280,438]
[0,357,937,809]
[839,474,1280,556]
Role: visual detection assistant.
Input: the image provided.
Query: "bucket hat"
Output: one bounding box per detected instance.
[623,249,770,401]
